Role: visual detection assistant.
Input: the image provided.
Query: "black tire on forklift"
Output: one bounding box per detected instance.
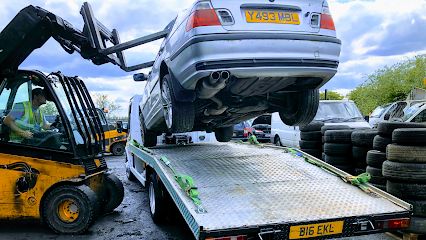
[101,173,125,214]
[140,111,157,147]
[149,172,168,223]
[111,142,125,156]
[125,156,136,182]
[214,126,233,142]
[42,185,99,234]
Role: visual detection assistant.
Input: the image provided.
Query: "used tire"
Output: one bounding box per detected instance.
[383,160,426,183]
[215,126,233,142]
[321,125,350,135]
[325,154,351,165]
[301,148,321,158]
[140,111,157,147]
[366,150,387,168]
[299,140,322,149]
[392,128,426,145]
[405,200,426,217]
[406,217,426,234]
[149,172,169,223]
[373,135,392,152]
[324,143,352,156]
[278,89,319,126]
[351,129,378,147]
[324,130,354,143]
[387,144,426,163]
[299,121,324,132]
[366,166,386,185]
[300,131,322,141]
[161,74,194,133]
[42,185,98,234]
[387,181,426,200]
[111,142,125,156]
[101,173,125,214]
[352,146,369,162]
[377,122,426,137]
[333,164,353,173]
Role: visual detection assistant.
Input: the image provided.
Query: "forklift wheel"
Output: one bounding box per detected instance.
[149,172,168,223]
[111,142,125,156]
[42,185,99,234]
[101,173,125,214]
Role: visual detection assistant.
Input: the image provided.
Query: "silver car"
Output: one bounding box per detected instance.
[137,0,341,147]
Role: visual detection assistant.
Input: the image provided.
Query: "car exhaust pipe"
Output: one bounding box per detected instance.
[204,97,228,116]
[197,71,229,99]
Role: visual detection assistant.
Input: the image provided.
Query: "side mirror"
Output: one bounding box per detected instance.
[133,73,148,82]
[364,115,369,122]
[116,121,128,133]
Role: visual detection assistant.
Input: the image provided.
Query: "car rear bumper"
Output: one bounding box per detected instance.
[168,33,341,90]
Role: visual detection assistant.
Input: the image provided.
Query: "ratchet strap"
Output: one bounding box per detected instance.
[248,134,260,145]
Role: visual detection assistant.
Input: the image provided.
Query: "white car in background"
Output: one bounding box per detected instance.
[137,0,341,147]
[272,100,371,147]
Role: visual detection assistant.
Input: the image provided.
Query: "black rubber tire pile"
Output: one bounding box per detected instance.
[351,129,378,176]
[323,129,355,173]
[381,123,426,234]
[299,121,324,159]
[320,125,350,161]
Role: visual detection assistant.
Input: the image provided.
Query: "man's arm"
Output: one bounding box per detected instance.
[3,115,33,139]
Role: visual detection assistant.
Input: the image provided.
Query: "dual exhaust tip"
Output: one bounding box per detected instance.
[210,71,230,82]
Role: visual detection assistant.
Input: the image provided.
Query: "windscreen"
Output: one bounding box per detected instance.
[370,104,391,118]
[314,101,364,122]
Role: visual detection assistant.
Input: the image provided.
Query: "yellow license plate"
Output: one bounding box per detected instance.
[245,10,300,25]
[289,221,344,239]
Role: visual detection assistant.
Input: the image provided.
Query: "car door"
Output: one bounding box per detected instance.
[411,109,426,123]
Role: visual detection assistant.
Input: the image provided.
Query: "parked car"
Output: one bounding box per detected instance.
[232,121,253,140]
[272,100,371,147]
[136,0,341,146]
[369,100,425,127]
[251,114,271,142]
[401,102,426,123]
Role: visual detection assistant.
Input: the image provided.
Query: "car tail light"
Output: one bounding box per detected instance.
[186,1,221,31]
[206,235,247,240]
[320,1,335,30]
[376,218,410,229]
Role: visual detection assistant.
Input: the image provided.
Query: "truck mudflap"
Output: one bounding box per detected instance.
[127,141,412,240]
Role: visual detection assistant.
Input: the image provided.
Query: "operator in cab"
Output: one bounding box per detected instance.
[4,88,51,143]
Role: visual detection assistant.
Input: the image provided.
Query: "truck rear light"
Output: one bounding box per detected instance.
[320,1,335,30]
[376,218,410,229]
[186,1,221,31]
[206,235,247,240]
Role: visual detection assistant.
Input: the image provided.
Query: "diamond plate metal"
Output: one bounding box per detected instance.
[151,143,408,232]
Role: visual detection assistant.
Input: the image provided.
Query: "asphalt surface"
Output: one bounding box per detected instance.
[0,155,397,240]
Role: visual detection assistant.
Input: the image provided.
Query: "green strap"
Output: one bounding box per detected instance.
[247,134,260,145]
[344,173,372,193]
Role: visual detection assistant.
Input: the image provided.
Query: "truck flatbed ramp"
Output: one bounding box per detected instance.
[128,142,411,240]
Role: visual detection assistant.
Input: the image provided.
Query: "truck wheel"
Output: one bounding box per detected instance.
[214,126,233,142]
[101,173,124,214]
[140,111,157,147]
[111,142,125,156]
[161,74,194,133]
[42,185,98,234]
[149,172,168,223]
[278,89,319,126]
[274,135,282,146]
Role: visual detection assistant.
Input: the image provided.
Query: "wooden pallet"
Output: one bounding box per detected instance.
[386,231,426,240]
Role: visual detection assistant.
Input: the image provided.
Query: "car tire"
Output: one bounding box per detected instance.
[140,111,157,147]
[299,121,324,132]
[300,131,322,141]
[42,185,98,234]
[406,217,426,234]
[386,144,426,163]
[323,143,352,156]
[373,135,392,152]
[366,150,387,168]
[352,146,369,163]
[377,122,426,137]
[324,130,354,143]
[149,172,168,224]
[321,125,351,135]
[278,89,319,126]
[351,129,378,147]
[383,161,426,183]
[324,154,350,165]
[111,142,125,156]
[392,128,426,145]
[387,181,426,200]
[405,200,426,217]
[101,173,125,214]
[274,135,282,146]
[366,166,386,185]
[299,140,321,149]
[161,74,194,133]
[215,126,233,142]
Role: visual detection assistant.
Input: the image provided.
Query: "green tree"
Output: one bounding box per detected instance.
[320,90,344,100]
[40,101,58,115]
[93,93,121,117]
[349,55,426,115]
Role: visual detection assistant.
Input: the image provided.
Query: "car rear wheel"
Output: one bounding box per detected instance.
[215,126,233,142]
[161,74,194,133]
[278,89,319,126]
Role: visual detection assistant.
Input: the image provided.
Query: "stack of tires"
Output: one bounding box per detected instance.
[323,129,354,173]
[351,129,378,175]
[383,128,426,234]
[320,125,350,161]
[299,122,324,159]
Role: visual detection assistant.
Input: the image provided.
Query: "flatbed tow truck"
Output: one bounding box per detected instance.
[125,96,412,240]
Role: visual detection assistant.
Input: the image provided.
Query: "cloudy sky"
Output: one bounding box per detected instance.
[1,0,425,116]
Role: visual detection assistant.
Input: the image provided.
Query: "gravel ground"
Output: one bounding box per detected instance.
[0,155,396,240]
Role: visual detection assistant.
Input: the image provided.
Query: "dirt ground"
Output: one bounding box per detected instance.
[0,155,395,240]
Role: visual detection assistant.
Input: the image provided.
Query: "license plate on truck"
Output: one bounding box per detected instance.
[245,10,300,25]
[289,220,344,239]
